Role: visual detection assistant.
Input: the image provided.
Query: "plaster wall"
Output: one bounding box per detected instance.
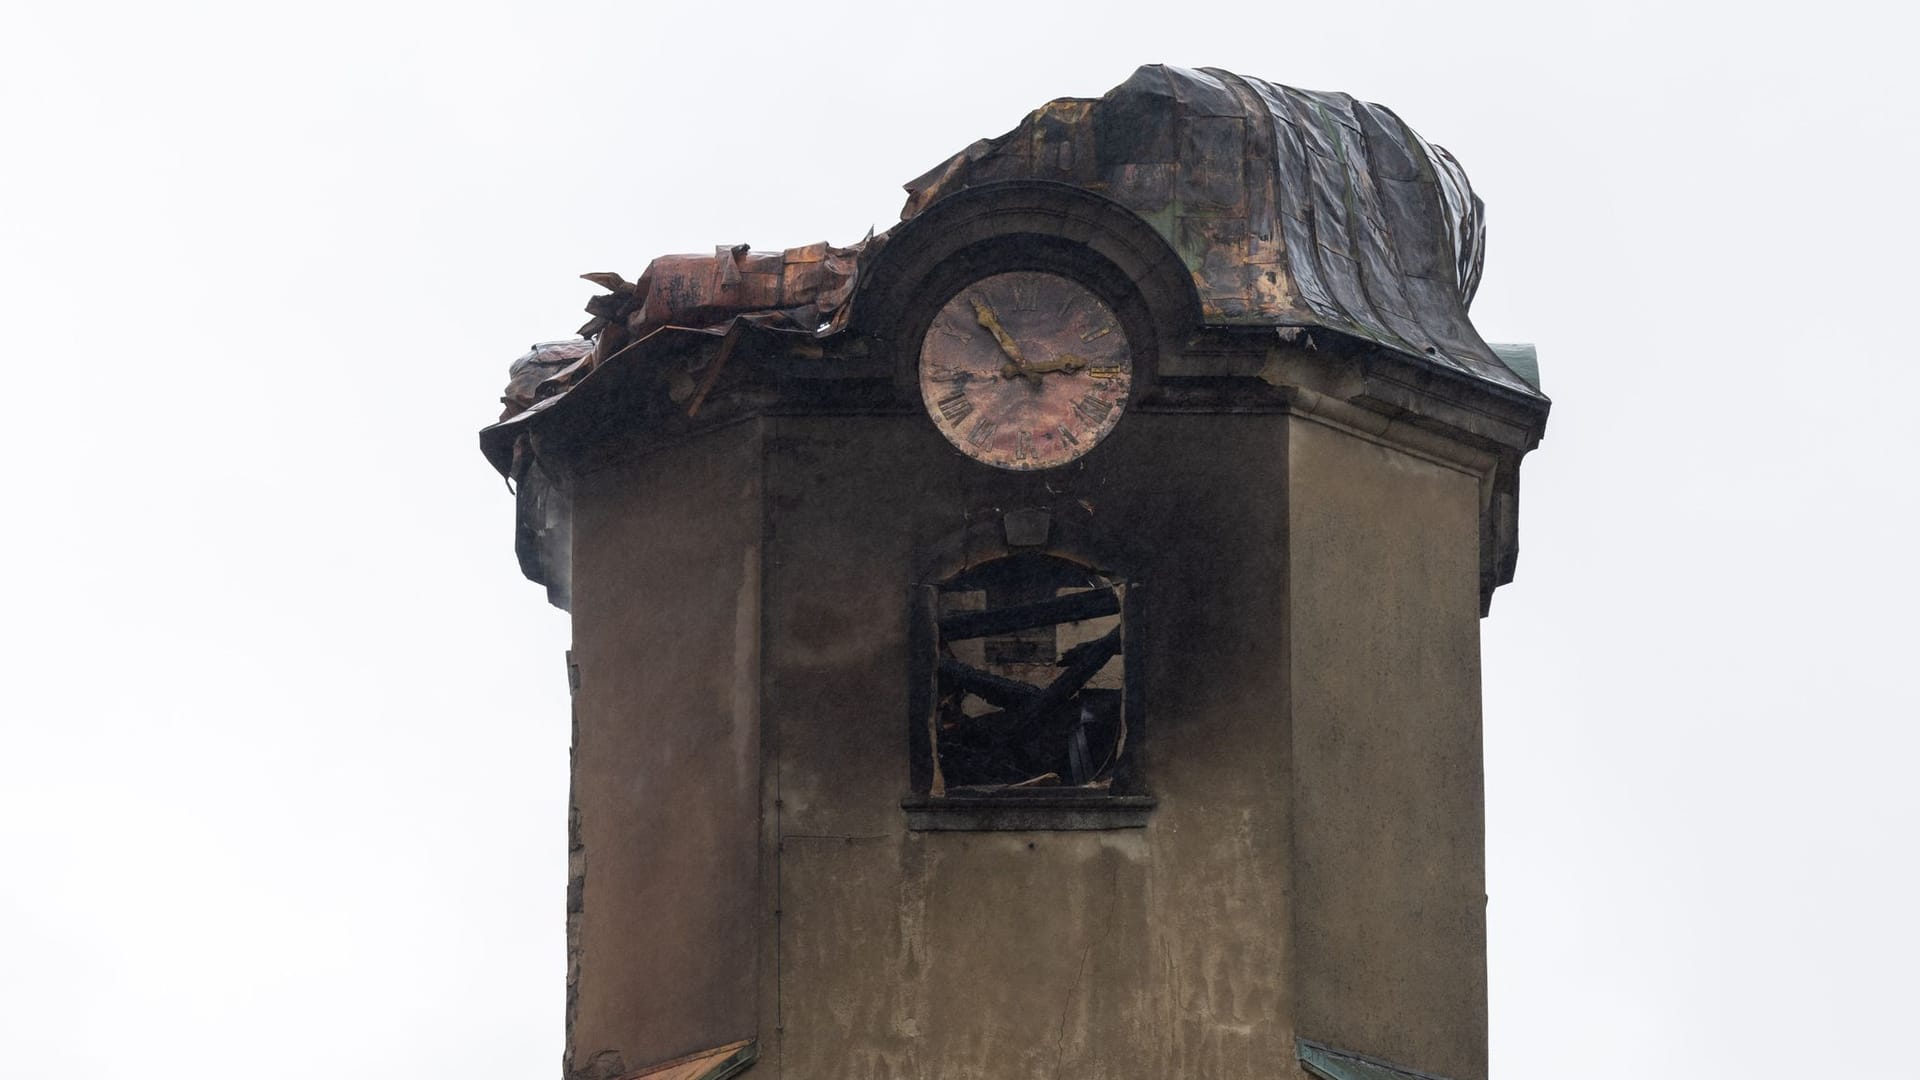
[561,405,1492,1080]
[762,413,1297,1080]
[1286,416,1489,1080]
[566,421,767,1075]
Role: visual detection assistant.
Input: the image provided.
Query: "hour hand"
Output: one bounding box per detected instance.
[971,297,1026,366]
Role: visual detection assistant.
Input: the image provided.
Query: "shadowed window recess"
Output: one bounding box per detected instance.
[909,552,1147,813]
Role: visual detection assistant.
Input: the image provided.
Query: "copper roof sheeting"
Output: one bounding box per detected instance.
[482,66,1545,607]
[489,63,1534,440]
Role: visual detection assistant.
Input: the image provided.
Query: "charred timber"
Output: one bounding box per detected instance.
[938,658,1045,710]
[937,588,1119,642]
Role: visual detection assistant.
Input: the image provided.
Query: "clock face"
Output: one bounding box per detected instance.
[918,270,1133,470]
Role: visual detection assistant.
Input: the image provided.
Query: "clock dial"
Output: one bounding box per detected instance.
[919,271,1133,470]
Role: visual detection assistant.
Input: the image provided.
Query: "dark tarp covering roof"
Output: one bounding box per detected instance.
[482,66,1545,605]
[488,64,1537,450]
[903,64,1538,399]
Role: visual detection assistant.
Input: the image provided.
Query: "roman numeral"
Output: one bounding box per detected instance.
[967,416,998,447]
[1073,393,1113,425]
[1089,364,1123,380]
[1056,424,1079,446]
[932,318,969,342]
[1014,429,1034,461]
[1010,281,1036,310]
[1081,324,1115,342]
[937,388,973,423]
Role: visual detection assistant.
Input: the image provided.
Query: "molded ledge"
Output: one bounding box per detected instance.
[901,794,1156,831]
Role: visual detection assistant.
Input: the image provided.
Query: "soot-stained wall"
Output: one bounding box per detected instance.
[762,412,1294,1079]
[564,399,1492,1080]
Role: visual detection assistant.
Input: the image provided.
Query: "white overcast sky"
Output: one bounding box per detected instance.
[3,2,1915,1077]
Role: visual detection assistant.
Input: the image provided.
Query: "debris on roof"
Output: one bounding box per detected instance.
[492,64,1532,431]
[483,65,1547,605]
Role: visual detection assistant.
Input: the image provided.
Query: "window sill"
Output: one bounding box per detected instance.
[901,793,1156,831]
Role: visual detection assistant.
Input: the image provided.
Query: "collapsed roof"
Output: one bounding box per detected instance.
[484,65,1547,607]
[491,64,1537,440]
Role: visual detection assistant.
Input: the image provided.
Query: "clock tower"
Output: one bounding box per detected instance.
[482,65,1549,1080]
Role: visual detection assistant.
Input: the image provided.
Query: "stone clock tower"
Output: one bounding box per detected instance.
[481,65,1549,1080]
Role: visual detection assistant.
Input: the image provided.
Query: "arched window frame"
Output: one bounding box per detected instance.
[904,511,1153,831]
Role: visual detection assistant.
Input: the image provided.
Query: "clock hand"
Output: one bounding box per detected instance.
[1019,354,1089,377]
[971,298,1027,367]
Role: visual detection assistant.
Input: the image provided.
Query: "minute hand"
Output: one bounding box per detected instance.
[971,298,1026,365]
[1019,354,1088,377]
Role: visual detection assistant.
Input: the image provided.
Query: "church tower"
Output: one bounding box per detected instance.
[482,65,1549,1080]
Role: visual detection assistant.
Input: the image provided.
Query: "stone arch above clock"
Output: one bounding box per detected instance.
[847,179,1202,396]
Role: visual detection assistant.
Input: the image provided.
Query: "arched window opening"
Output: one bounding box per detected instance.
[911,552,1140,799]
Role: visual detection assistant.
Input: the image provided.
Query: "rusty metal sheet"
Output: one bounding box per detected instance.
[620,1039,756,1080]
[493,63,1537,438]
[483,65,1546,602]
[565,235,879,397]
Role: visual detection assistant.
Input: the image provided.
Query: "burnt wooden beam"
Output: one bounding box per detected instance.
[938,588,1118,642]
[938,657,1043,710]
[1017,625,1123,723]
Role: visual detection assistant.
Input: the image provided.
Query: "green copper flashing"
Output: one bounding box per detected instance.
[1297,1038,1457,1080]
[1489,342,1542,392]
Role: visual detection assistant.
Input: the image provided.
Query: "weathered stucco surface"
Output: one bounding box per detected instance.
[763,413,1297,1079]
[562,398,1495,1080]
[567,421,766,1076]
[1287,417,1489,1080]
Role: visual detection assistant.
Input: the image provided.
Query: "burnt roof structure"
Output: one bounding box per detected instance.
[483,64,1548,610]
[900,65,1532,396]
